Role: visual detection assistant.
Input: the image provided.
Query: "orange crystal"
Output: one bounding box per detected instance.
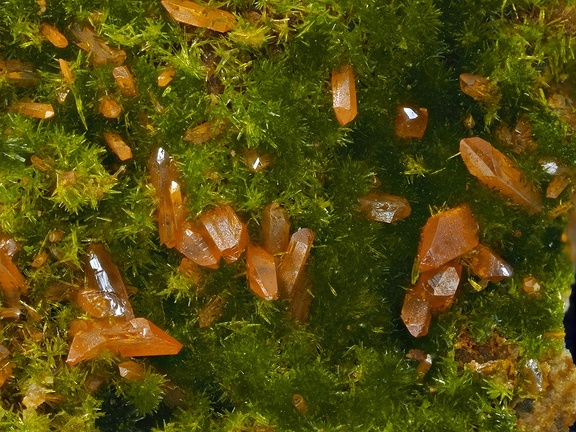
[277,228,315,300]
[31,251,48,268]
[9,102,55,119]
[419,261,462,313]
[161,0,236,33]
[0,236,19,257]
[244,149,271,172]
[546,174,571,199]
[359,192,411,223]
[149,147,187,248]
[262,202,290,256]
[175,221,221,269]
[99,97,122,119]
[331,64,357,126]
[0,345,12,388]
[467,244,513,282]
[183,121,223,144]
[66,317,183,365]
[58,58,74,84]
[246,245,278,300]
[0,59,39,86]
[199,205,249,263]
[459,73,494,103]
[523,276,541,295]
[112,65,138,97]
[103,132,133,161]
[417,204,479,272]
[0,249,26,309]
[401,284,432,338]
[289,272,312,323]
[118,360,146,381]
[77,244,135,320]
[459,137,542,213]
[158,67,176,87]
[40,23,68,48]
[395,105,428,139]
[72,25,127,66]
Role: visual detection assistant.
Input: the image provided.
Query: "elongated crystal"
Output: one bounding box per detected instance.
[183,121,223,144]
[277,228,315,300]
[459,137,542,213]
[0,59,39,86]
[459,74,494,103]
[157,67,176,87]
[0,249,26,309]
[161,0,236,32]
[99,97,122,119]
[262,202,290,255]
[40,23,68,48]
[112,66,138,97]
[401,284,431,338]
[175,221,221,269]
[359,193,411,223]
[331,64,357,126]
[103,132,132,161]
[10,102,55,119]
[246,245,278,300]
[466,244,513,282]
[199,205,248,263]
[72,25,126,66]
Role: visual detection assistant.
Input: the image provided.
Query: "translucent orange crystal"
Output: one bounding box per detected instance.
[10,102,55,119]
[183,121,223,144]
[359,192,411,223]
[289,272,312,323]
[157,67,176,87]
[262,202,290,256]
[66,317,183,365]
[331,64,357,126]
[459,73,494,103]
[0,249,26,309]
[31,251,48,268]
[72,25,127,66]
[77,244,135,320]
[199,205,249,263]
[467,244,513,282]
[244,149,271,172]
[523,276,541,295]
[546,174,571,199]
[0,59,39,86]
[161,0,236,32]
[112,65,138,97]
[459,137,542,213]
[40,23,68,48]
[103,132,133,161]
[277,228,315,300]
[246,245,278,300]
[0,236,19,257]
[401,284,432,338]
[417,204,479,272]
[58,58,74,84]
[419,261,462,313]
[118,360,145,381]
[395,105,428,139]
[99,97,122,119]
[175,221,221,269]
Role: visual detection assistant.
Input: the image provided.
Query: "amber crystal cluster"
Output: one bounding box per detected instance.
[402,205,513,337]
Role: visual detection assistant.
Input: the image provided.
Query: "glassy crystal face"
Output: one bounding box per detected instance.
[0,59,39,86]
[459,137,542,213]
[72,25,127,66]
[0,249,26,309]
[262,202,290,255]
[277,228,315,300]
[161,0,236,32]
[199,205,248,263]
[359,192,411,223]
[459,73,493,102]
[103,132,132,161]
[395,105,428,139]
[175,221,221,269]
[112,66,138,97]
[467,244,513,282]
[331,64,357,126]
[99,98,122,119]
[157,67,176,87]
[246,245,278,300]
[40,23,68,48]
[10,102,55,119]
[401,284,432,338]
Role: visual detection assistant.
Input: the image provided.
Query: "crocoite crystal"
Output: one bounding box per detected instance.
[417,204,479,272]
[459,137,542,213]
[175,221,221,269]
[246,245,278,301]
[420,261,462,313]
[0,249,26,310]
[331,64,357,126]
[277,228,315,300]
[262,202,290,255]
[359,192,411,223]
[103,132,132,161]
[459,73,493,103]
[394,105,428,139]
[161,0,236,33]
[401,284,432,338]
[9,102,55,119]
[199,205,248,263]
[99,97,122,119]
[467,244,513,282]
[40,23,68,48]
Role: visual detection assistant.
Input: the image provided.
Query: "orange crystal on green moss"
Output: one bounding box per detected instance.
[262,202,290,256]
[0,59,39,87]
[175,221,221,269]
[395,105,428,139]
[161,0,236,33]
[199,205,248,263]
[359,192,411,223]
[401,284,431,338]
[331,64,357,126]
[72,25,127,66]
[118,360,146,381]
[103,132,132,161]
[467,244,513,282]
[459,73,494,103]
[158,67,176,87]
[420,261,462,313]
[417,204,479,272]
[277,228,315,300]
[112,65,138,97]
[289,272,312,323]
[246,245,278,301]
[0,249,26,309]
[10,102,55,119]
[66,317,183,365]
[40,23,68,48]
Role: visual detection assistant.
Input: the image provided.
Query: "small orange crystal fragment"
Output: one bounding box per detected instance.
[178,257,201,284]
[417,204,479,272]
[58,58,73,84]
[244,149,271,172]
[420,261,462,313]
[78,244,134,320]
[546,174,571,199]
[460,137,542,213]
[158,67,176,87]
[99,97,122,119]
[0,249,26,309]
[0,59,39,86]
[31,251,48,268]
[161,0,236,33]
[40,23,68,48]
[66,317,183,365]
[10,102,55,119]
[262,202,290,256]
[467,244,513,282]
[523,276,541,295]
[103,132,132,161]
[118,360,146,381]
[246,245,278,300]
[199,205,249,263]
[112,65,138,97]
[72,25,127,66]
[395,105,428,139]
[359,192,411,223]
[175,222,221,269]
[183,121,224,144]
[277,228,315,300]
[459,73,494,103]
[401,284,432,338]
[331,64,357,126]
[292,394,308,415]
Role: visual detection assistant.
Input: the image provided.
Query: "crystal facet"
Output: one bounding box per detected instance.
[460,137,542,213]
[459,73,494,103]
[199,205,249,263]
[118,360,145,381]
[0,59,39,86]
[175,221,221,269]
[244,149,271,172]
[161,0,236,32]
[246,245,278,300]
[157,67,176,87]
[277,228,315,300]
[420,261,462,313]
[10,102,55,119]
[467,244,513,282]
[395,105,428,139]
[112,66,138,97]
[546,174,571,199]
[359,192,411,223]
[103,132,133,161]
[401,284,432,338]
[183,121,223,144]
[0,249,26,309]
[417,204,479,272]
[331,64,357,126]
[72,25,127,66]
[99,97,122,119]
[523,276,541,295]
[40,23,68,48]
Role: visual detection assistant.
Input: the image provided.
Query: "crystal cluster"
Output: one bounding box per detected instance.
[331,64,357,126]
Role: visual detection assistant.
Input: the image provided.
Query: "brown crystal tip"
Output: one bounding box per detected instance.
[331,64,357,126]
[161,0,236,33]
[395,105,428,139]
[459,73,495,103]
[199,205,249,263]
[9,102,55,119]
[459,137,542,213]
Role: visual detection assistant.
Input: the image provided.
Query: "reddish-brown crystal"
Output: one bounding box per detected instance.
[246,245,278,300]
[523,276,541,295]
[118,360,146,381]
[103,132,132,161]
[277,228,315,300]
[10,102,55,119]
[395,105,428,139]
[99,97,122,119]
[0,59,39,86]
[459,73,494,103]
[72,25,127,66]
[420,261,462,313]
[161,0,236,32]
[417,204,479,272]
[401,284,432,338]
[289,272,312,323]
[459,137,542,213]
[183,121,224,144]
[40,23,68,48]
[175,221,221,269]
[331,64,357,126]
[0,345,13,388]
[199,205,249,263]
[178,257,201,284]
[467,244,513,282]
[262,202,290,256]
[547,174,571,199]
[148,148,187,248]
[157,67,176,87]
[77,244,135,320]
[0,249,26,309]
[292,394,308,415]
[359,192,411,223]
[244,149,271,172]
[112,66,138,97]
[66,317,183,365]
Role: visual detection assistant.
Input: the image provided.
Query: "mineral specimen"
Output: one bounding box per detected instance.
[175,221,221,269]
[0,59,39,86]
[72,25,127,66]
[157,67,176,87]
[161,0,236,33]
[9,102,55,119]
[0,345,13,387]
[199,205,248,263]
[277,228,315,300]
[40,23,68,48]
[246,245,278,300]
[58,58,74,84]
[118,360,146,381]
[466,244,513,282]
[103,132,133,161]
[459,137,542,213]
[112,66,138,97]
[417,204,479,272]
[523,276,541,295]
[394,105,428,139]
[198,295,226,328]
[0,237,18,257]
[331,64,357,126]
[99,97,122,119]
[31,251,48,268]
[0,249,26,309]
[459,73,494,103]
[183,121,222,144]
[244,149,271,172]
[359,192,411,223]
[262,202,290,256]
[289,273,312,323]
[420,261,462,313]
[546,174,571,199]
[401,284,432,338]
